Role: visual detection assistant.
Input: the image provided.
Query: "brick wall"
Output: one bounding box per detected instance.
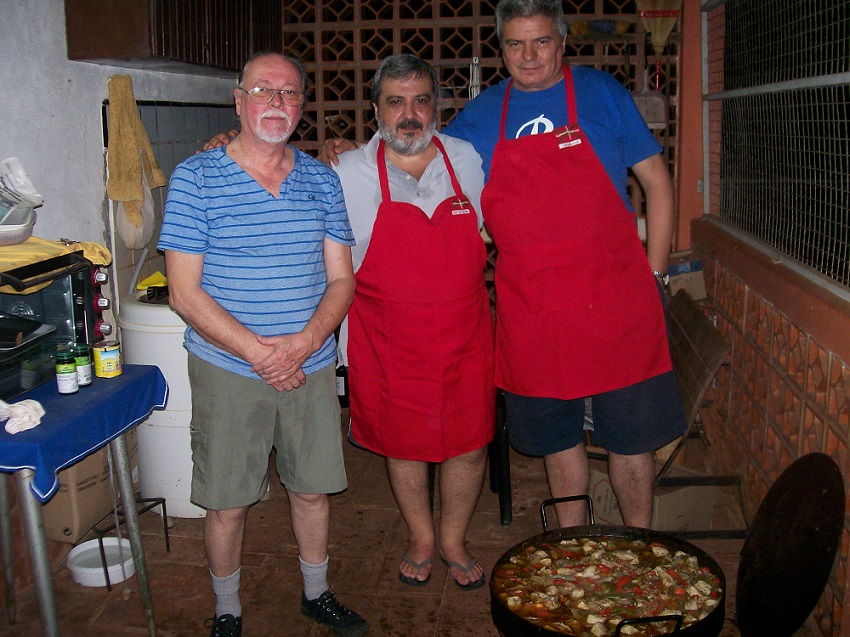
[695,219,850,637]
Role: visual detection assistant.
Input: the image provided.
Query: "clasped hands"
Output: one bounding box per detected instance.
[251,332,314,392]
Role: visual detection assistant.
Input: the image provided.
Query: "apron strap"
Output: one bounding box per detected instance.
[377,137,467,202]
[563,64,578,128]
[431,136,465,200]
[376,139,393,202]
[498,81,512,143]
[498,65,578,137]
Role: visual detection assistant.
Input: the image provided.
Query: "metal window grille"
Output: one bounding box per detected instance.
[281,0,680,231]
[703,0,850,288]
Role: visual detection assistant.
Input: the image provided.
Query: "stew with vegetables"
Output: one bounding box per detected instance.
[491,536,723,636]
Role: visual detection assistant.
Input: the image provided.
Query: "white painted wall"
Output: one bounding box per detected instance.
[0,0,235,246]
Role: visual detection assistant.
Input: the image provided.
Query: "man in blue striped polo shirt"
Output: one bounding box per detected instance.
[158,52,367,637]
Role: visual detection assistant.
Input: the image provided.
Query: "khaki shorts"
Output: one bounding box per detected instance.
[187,355,347,510]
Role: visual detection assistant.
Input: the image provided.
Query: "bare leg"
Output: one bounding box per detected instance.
[386,458,435,582]
[543,443,590,528]
[287,490,330,563]
[437,447,487,585]
[205,507,249,576]
[608,451,655,528]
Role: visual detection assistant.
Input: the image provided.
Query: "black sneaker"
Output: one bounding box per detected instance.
[300,591,368,636]
[205,614,242,637]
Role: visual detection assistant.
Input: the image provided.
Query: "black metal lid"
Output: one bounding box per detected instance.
[736,453,845,637]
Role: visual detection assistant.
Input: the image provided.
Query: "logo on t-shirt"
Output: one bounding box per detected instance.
[515,114,555,138]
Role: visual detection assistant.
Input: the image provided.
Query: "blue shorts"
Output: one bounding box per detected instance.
[505,370,687,456]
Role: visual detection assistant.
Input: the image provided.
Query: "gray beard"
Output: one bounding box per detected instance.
[379,120,436,156]
[255,111,293,143]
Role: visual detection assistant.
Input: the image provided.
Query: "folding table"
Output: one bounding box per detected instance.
[0,364,168,637]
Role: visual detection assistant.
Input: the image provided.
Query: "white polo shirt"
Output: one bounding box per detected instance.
[333,131,485,272]
[333,131,486,363]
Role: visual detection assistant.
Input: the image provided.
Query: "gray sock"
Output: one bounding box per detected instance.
[211,568,242,619]
[299,555,329,601]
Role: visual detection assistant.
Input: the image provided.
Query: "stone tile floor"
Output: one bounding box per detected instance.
[2,414,819,637]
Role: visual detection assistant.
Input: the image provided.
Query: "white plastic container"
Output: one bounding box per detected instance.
[0,205,35,246]
[67,537,135,587]
[117,293,205,518]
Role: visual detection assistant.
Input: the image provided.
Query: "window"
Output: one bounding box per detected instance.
[704,0,850,287]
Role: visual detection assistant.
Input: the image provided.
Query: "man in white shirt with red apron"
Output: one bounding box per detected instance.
[335,55,495,590]
[444,0,687,529]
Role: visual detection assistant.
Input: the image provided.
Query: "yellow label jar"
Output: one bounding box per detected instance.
[93,340,122,378]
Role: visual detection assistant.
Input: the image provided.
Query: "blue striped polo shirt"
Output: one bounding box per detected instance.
[157,145,355,378]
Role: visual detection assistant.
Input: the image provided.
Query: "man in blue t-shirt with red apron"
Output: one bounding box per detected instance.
[319,0,686,530]
[443,0,687,529]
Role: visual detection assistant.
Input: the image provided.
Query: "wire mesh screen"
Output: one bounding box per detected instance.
[719,88,850,284]
[723,2,849,88]
[705,0,850,287]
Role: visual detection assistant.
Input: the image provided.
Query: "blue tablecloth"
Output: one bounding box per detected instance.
[0,364,168,502]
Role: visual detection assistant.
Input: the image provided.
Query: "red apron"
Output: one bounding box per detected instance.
[348,137,495,462]
[480,65,671,400]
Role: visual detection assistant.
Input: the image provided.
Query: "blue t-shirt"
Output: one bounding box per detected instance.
[443,65,661,210]
[157,145,355,378]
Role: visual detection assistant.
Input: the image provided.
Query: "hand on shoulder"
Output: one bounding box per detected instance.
[199,130,239,152]
[317,138,359,166]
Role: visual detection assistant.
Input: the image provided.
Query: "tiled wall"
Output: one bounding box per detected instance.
[700,255,850,637]
[103,101,237,302]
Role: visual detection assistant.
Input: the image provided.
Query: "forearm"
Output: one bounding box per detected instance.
[634,154,675,273]
[250,239,354,385]
[169,286,269,364]
[164,250,269,365]
[300,275,355,357]
[644,187,675,274]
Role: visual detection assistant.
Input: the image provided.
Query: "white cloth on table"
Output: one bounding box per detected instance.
[0,399,45,434]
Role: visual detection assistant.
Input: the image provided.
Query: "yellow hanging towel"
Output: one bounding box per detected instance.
[106,76,167,230]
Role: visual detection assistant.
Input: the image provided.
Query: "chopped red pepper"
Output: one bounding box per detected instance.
[615,575,632,590]
[667,567,689,587]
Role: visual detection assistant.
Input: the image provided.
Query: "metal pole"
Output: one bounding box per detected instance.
[706,72,850,101]
[15,469,59,637]
[700,5,710,217]
[109,434,157,637]
[0,474,16,624]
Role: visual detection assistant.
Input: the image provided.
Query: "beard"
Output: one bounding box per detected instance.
[255,109,294,143]
[378,116,437,156]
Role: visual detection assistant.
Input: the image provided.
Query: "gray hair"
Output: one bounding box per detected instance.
[238,51,308,93]
[495,0,567,45]
[370,54,439,105]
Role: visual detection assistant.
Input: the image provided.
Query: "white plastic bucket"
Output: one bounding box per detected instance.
[117,293,205,518]
[67,537,135,587]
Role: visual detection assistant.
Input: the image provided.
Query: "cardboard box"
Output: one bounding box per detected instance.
[587,459,719,532]
[41,429,139,544]
[667,251,706,300]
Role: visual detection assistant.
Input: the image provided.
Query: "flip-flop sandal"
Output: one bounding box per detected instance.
[398,555,432,587]
[440,556,486,590]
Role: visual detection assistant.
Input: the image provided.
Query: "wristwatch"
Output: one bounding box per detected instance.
[652,270,670,287]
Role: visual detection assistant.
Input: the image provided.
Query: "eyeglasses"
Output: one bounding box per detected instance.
[238,86,306,107]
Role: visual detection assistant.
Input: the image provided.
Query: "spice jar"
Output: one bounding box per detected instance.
[72,344,93,387]
[55,349,79,395]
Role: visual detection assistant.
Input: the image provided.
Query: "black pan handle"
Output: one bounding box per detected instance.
[614,614,683,636]
[0,251,89,291]
[540,495,594,531]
